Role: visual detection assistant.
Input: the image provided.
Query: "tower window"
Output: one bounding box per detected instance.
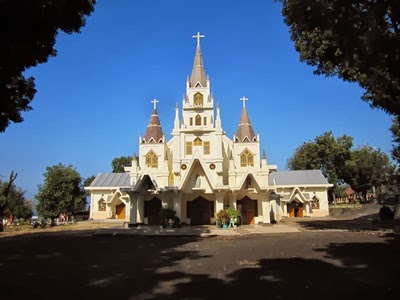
[195,114,201,126]
[145,150,158,168]
[190,117,193,126]
[240,149,254,167]
[186,142,193,155]
[194,92,203,106]
[203,117,207,125]
[194,137,202,146]
[204,141,210,154]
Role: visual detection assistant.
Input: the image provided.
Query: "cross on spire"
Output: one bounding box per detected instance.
[240,96,248,108]
[151,98,159,110]
[192,32,205,47]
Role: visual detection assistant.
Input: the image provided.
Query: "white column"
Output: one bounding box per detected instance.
[283,202,288,217]
[305,202,310,217]
[173,193,182,220]
[262,198,271,224]
[89,193,94,219]
[137,195,144,223]
[129,193,137,224]
[229,192,237,209]
[215,192,224,213]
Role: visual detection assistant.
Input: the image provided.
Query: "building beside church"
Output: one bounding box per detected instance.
[86,33,332,225]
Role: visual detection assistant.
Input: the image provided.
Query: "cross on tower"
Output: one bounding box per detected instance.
[151,98,159,110]
[240,96,248,108]
[192,32,205,47]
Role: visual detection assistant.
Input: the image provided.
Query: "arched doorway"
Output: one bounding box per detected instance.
[287,200,303,217]
[237,196,257,224]
[189,197,213,225]
[145,197,162,225]
[116,202,126,220]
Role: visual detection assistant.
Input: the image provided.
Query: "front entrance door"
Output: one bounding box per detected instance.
[237,196,256,224]
[287,201,303,217]
[116,202,126,220]
[190,197,212,225]
[145,197,162,225]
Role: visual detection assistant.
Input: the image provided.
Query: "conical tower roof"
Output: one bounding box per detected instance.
[190,32,207,88]
[144,100,163,143]
[235,97,256,142]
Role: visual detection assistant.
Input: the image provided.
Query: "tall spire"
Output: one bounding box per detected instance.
[144,99,164,143]
[190,32,207,88]
[235,96,256,142]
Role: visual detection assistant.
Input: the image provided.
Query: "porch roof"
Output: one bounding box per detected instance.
[89,173,131,188]
[269,170,329,186]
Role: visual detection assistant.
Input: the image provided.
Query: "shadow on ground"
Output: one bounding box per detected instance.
[0,230,399,300]
[286,212,394,232]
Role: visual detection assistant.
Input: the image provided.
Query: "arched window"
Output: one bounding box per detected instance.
[186,142,192,155]
[194,92,203,106]
[195,114,201,125]
[145,150,158,168]
[240,149,254,167]
[203,141,210,154]
[168,172,174,186]
[312,196,320,209]
[194,137,202,146]
[98,198,106,211]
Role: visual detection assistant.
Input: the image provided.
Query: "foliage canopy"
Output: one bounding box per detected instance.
[278,0,400,115]
[35,163,86,218]
[0,0,96,132]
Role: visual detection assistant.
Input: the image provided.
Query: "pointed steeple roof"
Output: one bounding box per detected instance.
[144,99,163,143]
[235,96,256,142]
[190,32,207,88]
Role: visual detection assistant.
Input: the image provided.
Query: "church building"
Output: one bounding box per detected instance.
[86,33,332,225]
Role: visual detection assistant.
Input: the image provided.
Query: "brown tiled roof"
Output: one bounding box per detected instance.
[235,107,256,142]
[144,109,163,143]
[189,46,207,88]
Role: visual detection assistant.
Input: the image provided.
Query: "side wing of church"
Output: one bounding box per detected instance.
[86,33,333,225]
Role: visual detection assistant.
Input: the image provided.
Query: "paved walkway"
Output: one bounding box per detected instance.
[94,223,300,237]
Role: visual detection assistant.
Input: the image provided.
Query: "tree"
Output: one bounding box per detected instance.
[83,175,96,196]
[277,0,400,115]
[111,156,133,173]
[0,171,18,232]
[35,163,86,219]
[343,145,396,200]
[0,0,96,132]
[83,175,96,187]
[287,131,353,196]
[390,116,400,165]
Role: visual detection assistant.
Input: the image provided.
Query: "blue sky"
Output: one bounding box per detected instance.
[0,0,395,199]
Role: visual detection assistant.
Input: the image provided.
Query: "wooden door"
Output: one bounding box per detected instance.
[190,197,212,225]
[145,197,162,225]
[116,203,126,220]
[238,197,256,224]
[287,203,294,218]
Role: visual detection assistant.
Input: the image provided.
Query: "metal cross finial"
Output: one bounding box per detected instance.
[240,96,248,108]
[192,32,205,47]
[151,98,159,110]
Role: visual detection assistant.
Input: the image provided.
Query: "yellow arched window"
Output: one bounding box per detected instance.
[145,150,158,168]
[194,137,202,146]
[168,172,174,186]
[194,92,203,106]
[98,198,106,211]
[195,114,201,125]
[203,141,210,154]
[186,142,193,155]
[240,149,254,167]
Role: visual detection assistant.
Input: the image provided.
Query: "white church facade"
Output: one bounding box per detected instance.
[86,33,332,225]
